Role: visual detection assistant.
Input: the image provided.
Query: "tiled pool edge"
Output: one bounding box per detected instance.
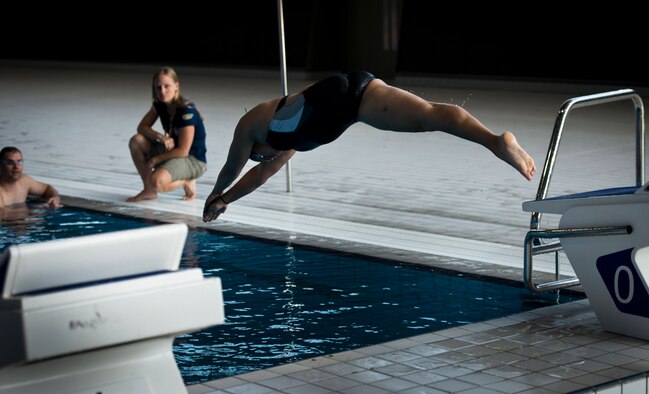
[186,299,649,394]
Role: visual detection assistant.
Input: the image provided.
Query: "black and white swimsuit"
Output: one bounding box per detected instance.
[266,70,376,151]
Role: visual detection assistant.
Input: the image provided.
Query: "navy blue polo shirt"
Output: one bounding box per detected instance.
[154,99,207,163]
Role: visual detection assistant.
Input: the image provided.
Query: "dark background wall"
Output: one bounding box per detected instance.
[4,1,646,85]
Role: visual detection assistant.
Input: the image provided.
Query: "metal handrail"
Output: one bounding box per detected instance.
[524,89,644,293]
[530,89,645,230]
[524,225,632,293]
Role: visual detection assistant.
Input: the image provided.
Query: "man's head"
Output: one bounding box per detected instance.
[0,146,24,181]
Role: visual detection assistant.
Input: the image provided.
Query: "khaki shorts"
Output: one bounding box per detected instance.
[159,156,207,182]
[148,141,207,182]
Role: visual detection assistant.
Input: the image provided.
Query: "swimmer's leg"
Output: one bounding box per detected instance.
[358,80,536,180]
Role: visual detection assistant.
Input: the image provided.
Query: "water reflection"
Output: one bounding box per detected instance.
[278,238,305,356]
[0,205,149,253]
[0,203,49,250]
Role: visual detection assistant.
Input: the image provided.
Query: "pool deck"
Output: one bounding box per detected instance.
[2,60,649,393]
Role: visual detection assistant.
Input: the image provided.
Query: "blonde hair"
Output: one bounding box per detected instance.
[151,66,182,103]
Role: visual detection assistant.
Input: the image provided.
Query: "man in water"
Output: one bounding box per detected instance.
[0,146,62,209]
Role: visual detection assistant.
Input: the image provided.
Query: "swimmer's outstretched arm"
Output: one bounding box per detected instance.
[204,102,289,222]
[202,152,294,222]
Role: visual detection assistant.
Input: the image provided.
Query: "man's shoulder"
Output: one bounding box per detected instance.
[17,174,45,191]
[17,174,35,185]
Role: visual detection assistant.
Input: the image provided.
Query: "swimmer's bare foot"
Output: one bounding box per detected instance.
[127,189,158,202]
[182,180,196,201]
[496,131,536,181]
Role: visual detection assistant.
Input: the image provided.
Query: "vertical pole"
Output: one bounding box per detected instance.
[635,102,645,186]
[277,0,293,192]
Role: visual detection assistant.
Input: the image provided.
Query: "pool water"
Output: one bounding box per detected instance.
[0,206,584,385]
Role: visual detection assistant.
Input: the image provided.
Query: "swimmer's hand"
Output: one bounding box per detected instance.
[203,193,228,222]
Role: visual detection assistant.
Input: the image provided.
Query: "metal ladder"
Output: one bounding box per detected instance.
[524,89,645,293]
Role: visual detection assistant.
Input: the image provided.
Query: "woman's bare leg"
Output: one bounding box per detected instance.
[159,179,196,200]
[358,80,536,180]
[182,180,196,200]
[129,134,153,183]
[127,167,174,202]
[128,134,159,201]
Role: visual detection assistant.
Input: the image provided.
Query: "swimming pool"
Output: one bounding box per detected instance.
[0,206,584,385]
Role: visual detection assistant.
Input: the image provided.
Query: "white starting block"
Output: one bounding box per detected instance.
[523,184,649,340]
[0,223,224,394]
[522,88,649,340]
